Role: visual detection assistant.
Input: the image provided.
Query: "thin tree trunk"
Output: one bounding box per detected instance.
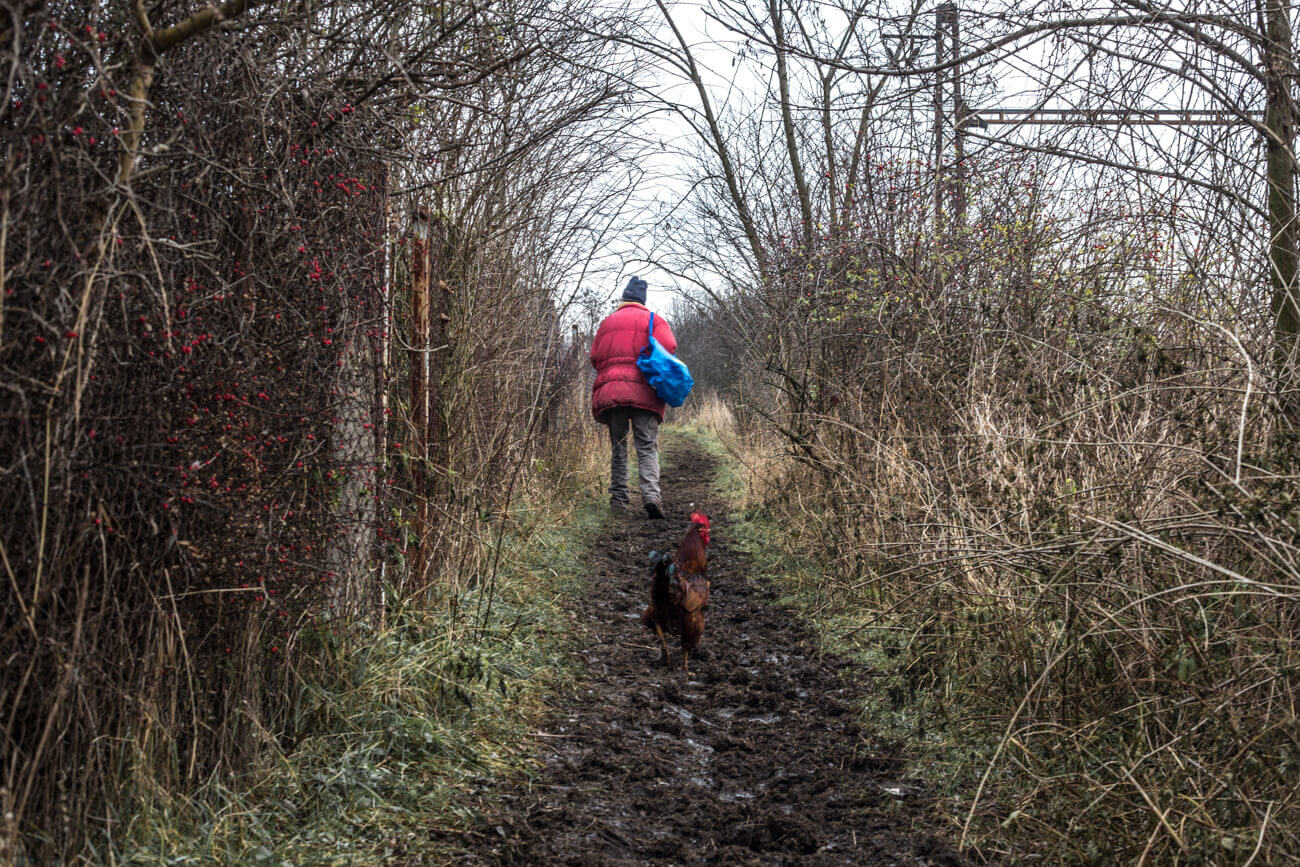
[325,331,381,619]
[770,0,813,245]
[1265,0,1300,392]
[820,73,838,229]
[654,0,768,279]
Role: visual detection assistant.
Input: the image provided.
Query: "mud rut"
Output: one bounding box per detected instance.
[456,439,968,865]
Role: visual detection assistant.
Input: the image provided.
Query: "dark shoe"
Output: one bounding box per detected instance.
[645,501,665,520]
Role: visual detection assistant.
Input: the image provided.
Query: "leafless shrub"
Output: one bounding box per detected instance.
[0,0,637,858]
[648,0,1300,857]
[714,160,1299,859]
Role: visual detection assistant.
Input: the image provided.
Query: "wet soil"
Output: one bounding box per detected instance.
[457,438,969,865]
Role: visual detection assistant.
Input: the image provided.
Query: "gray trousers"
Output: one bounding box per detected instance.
[604,407,661,507]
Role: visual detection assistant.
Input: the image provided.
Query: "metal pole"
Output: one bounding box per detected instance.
[945,5,966,229]
[934,5,946,232]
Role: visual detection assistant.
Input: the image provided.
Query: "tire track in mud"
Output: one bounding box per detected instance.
[459,437,969,865]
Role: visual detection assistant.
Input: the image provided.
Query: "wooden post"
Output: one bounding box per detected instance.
[410,208,432,589]
[427,216,451,508]
[374,167,395,621]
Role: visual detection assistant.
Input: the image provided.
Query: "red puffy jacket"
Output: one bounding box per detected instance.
[589,302,678,421]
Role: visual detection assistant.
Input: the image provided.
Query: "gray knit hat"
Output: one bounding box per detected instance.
[622,276,648,304]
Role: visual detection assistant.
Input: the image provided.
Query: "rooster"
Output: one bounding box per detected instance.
[642,512,711,674]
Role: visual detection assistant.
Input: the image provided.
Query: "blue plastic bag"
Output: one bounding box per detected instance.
[636,312,694,407]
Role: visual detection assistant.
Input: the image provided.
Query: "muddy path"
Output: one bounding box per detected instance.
[456,437,969,865]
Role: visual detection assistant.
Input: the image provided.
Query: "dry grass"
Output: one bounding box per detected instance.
[687,192,1300,861]
[708,367,1300,860]
[766,347,1298,860]
[676,390,737,438]
[674,392,784,514]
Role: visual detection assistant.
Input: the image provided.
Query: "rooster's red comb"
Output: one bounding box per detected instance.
[690,511,710,529]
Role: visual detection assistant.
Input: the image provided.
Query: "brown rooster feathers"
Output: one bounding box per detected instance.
[642,512,711,674]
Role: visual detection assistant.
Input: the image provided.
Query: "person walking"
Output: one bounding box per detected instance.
[589,276,678,518]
